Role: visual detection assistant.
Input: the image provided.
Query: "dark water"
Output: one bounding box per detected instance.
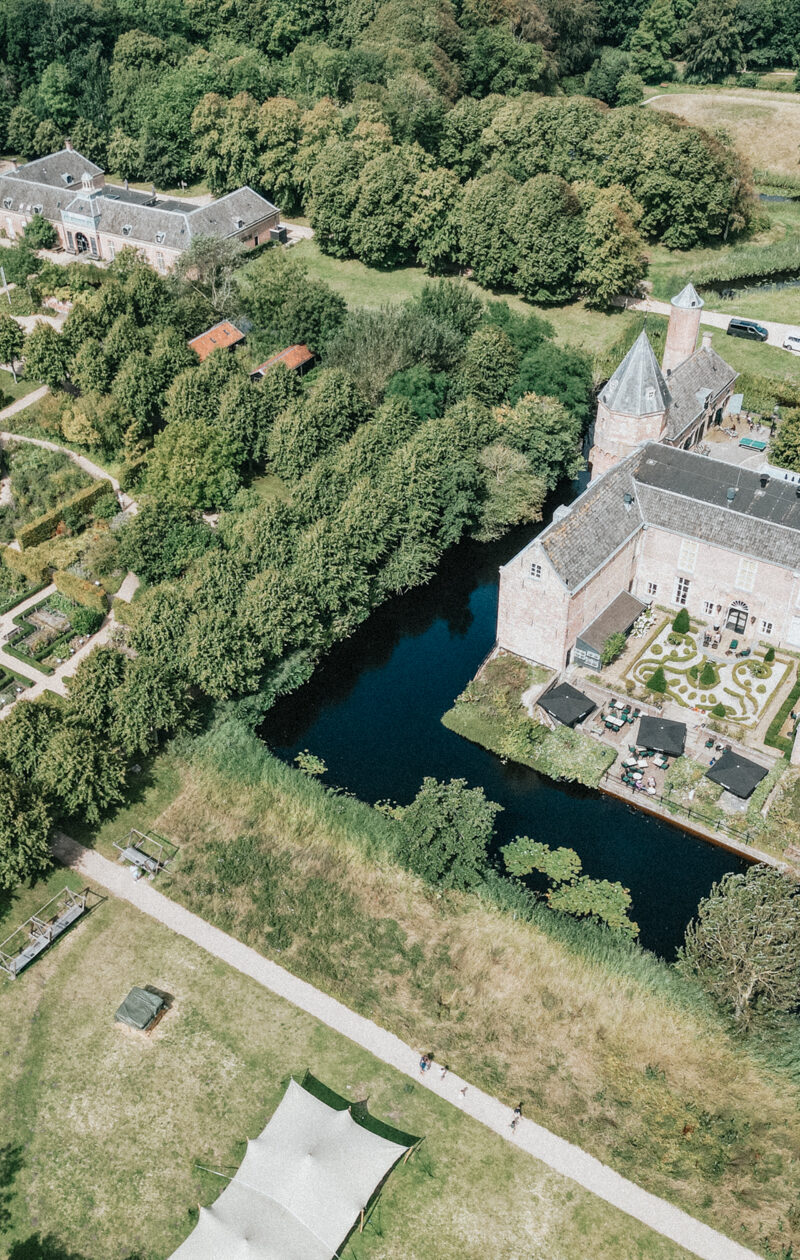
[701,271,800,300]
[261,519,749,959]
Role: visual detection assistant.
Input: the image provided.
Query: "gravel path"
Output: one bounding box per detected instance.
[619,295,799,351]
[52,833,763,1260]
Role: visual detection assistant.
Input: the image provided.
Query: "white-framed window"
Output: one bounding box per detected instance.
[530,562,542,580]
[32,203,42,214]
[122,224,132,236]
[761,618,773,636]
[735,558,757,591]
[107,240,115,260]
[156,251,165,272]
[675,576,690,606]
[2,197,11,210]
[678,538,698,573]
[703,601,715,615]
[647,581,658,596]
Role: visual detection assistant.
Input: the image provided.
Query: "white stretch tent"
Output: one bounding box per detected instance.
[171,1078,411,1259]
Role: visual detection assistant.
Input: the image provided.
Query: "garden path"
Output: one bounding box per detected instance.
[52,831,763,1260]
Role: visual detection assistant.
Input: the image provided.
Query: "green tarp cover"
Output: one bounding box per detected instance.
[115,986,164,1030]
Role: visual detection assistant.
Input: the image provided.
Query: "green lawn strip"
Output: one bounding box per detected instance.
[765,670,800,754]
[0,892,691,1260]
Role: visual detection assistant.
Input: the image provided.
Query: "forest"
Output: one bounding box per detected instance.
[0,0,780,305]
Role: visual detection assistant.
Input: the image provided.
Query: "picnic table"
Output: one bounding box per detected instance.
[738,437,767,451]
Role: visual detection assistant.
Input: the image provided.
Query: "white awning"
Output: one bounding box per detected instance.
[171,1079,410,1259]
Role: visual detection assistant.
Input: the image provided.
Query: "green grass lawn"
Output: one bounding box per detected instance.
[289,239,638,362]
[0,372,40,407]
[0,880,692,1260]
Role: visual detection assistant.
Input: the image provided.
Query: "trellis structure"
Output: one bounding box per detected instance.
[0,886,89,978]
[113,828,175,876]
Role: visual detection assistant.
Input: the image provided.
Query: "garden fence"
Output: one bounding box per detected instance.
[599,768,755,847]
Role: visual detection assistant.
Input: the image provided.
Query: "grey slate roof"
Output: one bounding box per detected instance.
[599,330,671,416]
[5,148,102,189]
[671,282,703,309]
[634,444,800,569]
[0,173,66,220]
[663,346,737,440]
[577,590,649,653]
[539,459,642,589]
[187,187,279,236]
[534,441,800,590]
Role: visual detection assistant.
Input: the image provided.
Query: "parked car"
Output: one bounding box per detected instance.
[726,317,769,342]
[783,333,800,354]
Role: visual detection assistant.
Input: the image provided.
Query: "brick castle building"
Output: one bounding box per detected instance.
[496,287,800,670]
[0,147,280,273]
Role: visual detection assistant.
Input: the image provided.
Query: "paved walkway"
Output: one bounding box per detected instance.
[52,833,762,1260]
[619,295,798,351]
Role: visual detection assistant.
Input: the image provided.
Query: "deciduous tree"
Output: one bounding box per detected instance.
[679,866,800,1024]
[397,776,500,890]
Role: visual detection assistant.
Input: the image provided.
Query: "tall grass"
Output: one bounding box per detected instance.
[694,236,800,287]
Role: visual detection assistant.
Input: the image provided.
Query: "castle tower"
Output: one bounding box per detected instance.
[662,282,704,376]
[588,330,670,480]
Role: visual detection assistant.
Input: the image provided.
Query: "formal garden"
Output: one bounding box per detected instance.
[626,612,791,728]
[3,590,104,675]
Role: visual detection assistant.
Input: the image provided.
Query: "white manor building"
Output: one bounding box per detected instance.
[0,146,281,273]
[497,285,800,670]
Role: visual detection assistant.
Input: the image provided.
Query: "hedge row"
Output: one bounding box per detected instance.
[764,671,800,755]
[2,545,50,584]
[17,478,114,550]
[53,569,107,612]
[2,642,54,675]
[0,580,48,616]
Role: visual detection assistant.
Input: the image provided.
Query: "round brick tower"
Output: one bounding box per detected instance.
[662,282,704,376]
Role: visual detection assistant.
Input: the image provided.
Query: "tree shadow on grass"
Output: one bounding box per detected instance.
[0,1143,24,1230]
[8,1237,142,1260]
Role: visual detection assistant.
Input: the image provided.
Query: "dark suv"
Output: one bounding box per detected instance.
[726,317,769,342]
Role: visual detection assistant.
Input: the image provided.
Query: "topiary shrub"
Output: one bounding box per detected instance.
[648,665,667,694]
[765,647,775,662]
[699,660,716,687]
[672,608,690,634]
[756,684,767,694]
[667,632,683,645]
[711,703,727,718]
[651,643,663,655]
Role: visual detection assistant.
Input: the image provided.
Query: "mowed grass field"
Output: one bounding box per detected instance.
[647,88,800,177]
[0,876,691,1260]
[72,721,800,1258]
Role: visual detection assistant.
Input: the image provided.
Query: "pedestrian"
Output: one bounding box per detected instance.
[458,1086,467,1101]
[439,1064,449,1082]
[510,1103,523,1132]
[419,1053,430,1077]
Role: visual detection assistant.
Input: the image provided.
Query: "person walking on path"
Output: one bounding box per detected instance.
[511,1103,523,1133]
[418,1052,433,1077]
[439,1064,449,1083]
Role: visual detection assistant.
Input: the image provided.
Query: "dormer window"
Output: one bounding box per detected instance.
[33,204,42,215]
[236,218,244,229]
[2,197,11,210]
[122,224,132,236]
[62,173,74,185]
[155,231,165,244]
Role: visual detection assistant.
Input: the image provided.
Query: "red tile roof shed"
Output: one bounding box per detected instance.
[251,344,314,376]
[188,320,246,362]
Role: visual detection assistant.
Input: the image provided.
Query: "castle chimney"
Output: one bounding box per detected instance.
[662,282,704,375]
[65,137,72,151]
[702,331,713,351]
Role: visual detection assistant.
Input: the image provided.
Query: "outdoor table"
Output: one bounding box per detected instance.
[608,718,623,728]
[631,771,643,780]
[636,758,649,768]
[622,756,637,766]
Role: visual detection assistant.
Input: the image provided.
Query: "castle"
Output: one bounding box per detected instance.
[496,287,800,671]
[0,147,280,273]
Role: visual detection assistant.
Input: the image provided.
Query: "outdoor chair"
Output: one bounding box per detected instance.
[730,639,739,650]
[705,738,714,748]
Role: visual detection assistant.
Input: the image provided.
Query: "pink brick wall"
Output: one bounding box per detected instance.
[589,399,666,479]
[497,531,641,669]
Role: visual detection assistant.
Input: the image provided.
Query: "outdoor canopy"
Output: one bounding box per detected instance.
[539,682,595,727]
[170,1077,413,1259]
[706,749,768,799]
[114,986,165,1031]
[636,715,686,757]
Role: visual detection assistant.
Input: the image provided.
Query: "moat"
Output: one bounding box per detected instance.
[261,508,750,959]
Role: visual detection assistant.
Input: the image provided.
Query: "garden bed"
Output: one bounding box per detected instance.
[627,619,790,727]
[442,654,616,787]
